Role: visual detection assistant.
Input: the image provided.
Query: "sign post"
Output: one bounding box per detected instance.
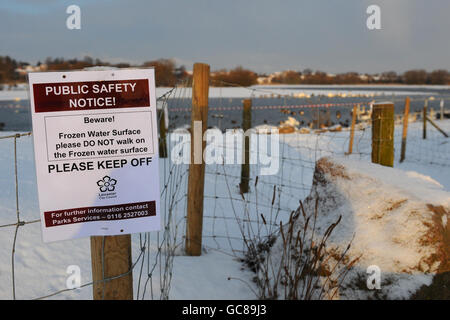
[29,69,161,299]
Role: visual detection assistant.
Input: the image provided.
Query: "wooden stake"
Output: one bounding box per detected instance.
[348,105,357,154]
[158,107,168,158]
[440,99,444,121]
[371,102,394,167]
[423,99,428,139]
[400,97,410,163]
[425,116,449,138]
[240,99,252,194]
[186,63,210,256]
[91,235,133,300]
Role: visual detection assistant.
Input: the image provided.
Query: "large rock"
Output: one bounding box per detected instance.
[301,157,449,299]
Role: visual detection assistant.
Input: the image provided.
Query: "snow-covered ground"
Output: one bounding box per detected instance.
[282,157,448,299]
[0,119,449,299]
[1,84,446,101]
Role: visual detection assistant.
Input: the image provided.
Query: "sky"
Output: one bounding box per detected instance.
[1,0,449,74]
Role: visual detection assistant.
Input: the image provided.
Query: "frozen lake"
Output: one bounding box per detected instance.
[1,85,449,131]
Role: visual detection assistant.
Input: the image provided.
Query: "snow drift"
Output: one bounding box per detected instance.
[266,157,449,299]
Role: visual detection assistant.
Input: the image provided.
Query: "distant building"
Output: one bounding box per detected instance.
[359,74,369,81]
[257,76,272,84]
[15,64,47,75]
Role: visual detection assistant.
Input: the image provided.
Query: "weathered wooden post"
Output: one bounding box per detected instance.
[400,97,410,163]
[91,235,133,300]
[371,102,394,167]
[425,115,449,138]
[423,99,428,139]
[158,106,168,158]
[185,63,210,256]
[348,105,357,154]
[240,99,252,194]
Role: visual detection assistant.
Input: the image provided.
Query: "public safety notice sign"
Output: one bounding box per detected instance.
[28,69,160,242]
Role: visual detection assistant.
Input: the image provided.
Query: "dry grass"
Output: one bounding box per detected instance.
[241,197,359,300]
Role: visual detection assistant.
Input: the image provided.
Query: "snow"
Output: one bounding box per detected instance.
[0,84,443,101]
[332,158,449,207]
[0,119,449,300]
[169,251,256,300]
[264,155,449,299]
[318,157,448,273]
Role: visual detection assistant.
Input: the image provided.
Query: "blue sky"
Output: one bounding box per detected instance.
[1,0,449,73]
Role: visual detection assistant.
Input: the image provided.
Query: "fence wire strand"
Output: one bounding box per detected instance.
[1,79,448,299]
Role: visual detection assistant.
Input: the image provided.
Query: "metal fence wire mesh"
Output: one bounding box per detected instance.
[0,81,449,299]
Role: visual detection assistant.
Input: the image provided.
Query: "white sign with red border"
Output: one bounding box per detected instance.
[28,69,160,242]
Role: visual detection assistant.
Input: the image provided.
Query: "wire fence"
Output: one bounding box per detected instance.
[0,89,187,300]
[0,79,449,299]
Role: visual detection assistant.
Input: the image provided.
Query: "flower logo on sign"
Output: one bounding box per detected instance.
[97,176,117,192]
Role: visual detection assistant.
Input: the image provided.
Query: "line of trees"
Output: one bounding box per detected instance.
[42,57,189,86]
[272,70,363,85]
[0,56,28,83]
[0,55,449,86]
[0,56,189,87]
[210,66,258,87]
[271,69,450,85]
[142,59,188,86]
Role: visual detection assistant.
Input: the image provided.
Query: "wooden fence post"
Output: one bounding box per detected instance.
[185,63,210,256]
[400,97,410,163]
[371,102,394,167]
[240,99,252,194]
[425,116,449,138]
[91,234,133,300]
[347,105,357,154]
[440,99,444,121]
[423,99,428,139]
[158,107,168,158]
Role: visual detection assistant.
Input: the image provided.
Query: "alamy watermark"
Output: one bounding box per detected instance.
[366,5,381,30]
[66,265,81,289]
[171,123,280,176]
[366,265,381,290]
[66,4,381,31]
[66,5,81,30]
